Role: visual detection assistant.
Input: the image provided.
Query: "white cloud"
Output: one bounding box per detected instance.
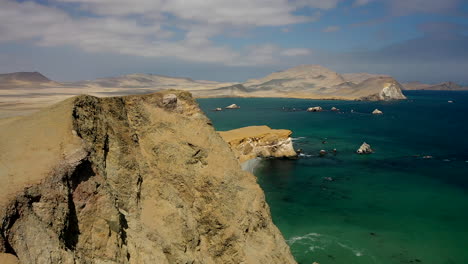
[0,0,323,66]
[54,0,336,26]
[323,26,341,32]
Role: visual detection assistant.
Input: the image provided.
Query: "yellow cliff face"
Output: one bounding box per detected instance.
[219,125,298,164]
[0,91,296,264]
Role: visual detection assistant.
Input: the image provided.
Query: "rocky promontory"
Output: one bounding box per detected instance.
[218,126,298,164]
[0,91,295,264]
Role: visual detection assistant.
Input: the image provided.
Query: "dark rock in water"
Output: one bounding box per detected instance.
[370,232,377,236]
[307,106,322,112]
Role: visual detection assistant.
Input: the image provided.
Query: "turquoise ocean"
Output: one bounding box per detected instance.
[197,91,468,264]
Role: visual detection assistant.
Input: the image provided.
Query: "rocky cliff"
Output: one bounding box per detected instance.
[0,91,295,264]
[218,126,297,164]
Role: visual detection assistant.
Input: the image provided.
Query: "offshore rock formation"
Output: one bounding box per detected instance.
[307,106,323,112]
[357,142,373,154]
[0,91,295,264]
[218,126,297,164]
[225,104,240,109]
[372,109,383,115]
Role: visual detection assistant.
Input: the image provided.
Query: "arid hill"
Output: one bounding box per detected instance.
[213,65,406,101]
[0,72,51,83]
[0,90,295,264]
[0,65,407,118]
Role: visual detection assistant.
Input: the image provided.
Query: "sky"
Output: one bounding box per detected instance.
[0,0,467,84]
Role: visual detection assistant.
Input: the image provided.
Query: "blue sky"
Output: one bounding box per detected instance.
[0,0,467,84]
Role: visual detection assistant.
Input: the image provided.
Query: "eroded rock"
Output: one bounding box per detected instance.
[162,93,178,109]
[218,126,298,164]
[0,91,295,264]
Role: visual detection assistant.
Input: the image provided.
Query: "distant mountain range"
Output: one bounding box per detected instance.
[0,65,409,103]
[2,64,464,118]
[402,81,468,91]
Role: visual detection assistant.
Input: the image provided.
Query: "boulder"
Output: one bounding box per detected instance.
[357,142,373,154]
[225,104,240,109]
[372,109,383,115]
[307,106,323,112]
[162,93,178,108]
[214,107,222,111]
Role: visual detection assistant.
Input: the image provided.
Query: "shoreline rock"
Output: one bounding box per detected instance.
[219,125,298,163]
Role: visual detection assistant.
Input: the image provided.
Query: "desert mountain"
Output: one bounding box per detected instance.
[194,65,406,101]
[402,81,468,91]
[342,73,390,84]
[0,65,407,118]
[0,72,51,83]
[0,72,56,89]
[0,90,296,264]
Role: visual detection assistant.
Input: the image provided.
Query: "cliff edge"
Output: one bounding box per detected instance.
[0,91,295,264]
[219,126,297,164]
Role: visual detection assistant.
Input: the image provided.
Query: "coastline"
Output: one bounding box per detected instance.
[241,157,263,173]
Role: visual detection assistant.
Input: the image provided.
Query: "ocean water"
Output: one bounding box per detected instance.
[197,91,468,264]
